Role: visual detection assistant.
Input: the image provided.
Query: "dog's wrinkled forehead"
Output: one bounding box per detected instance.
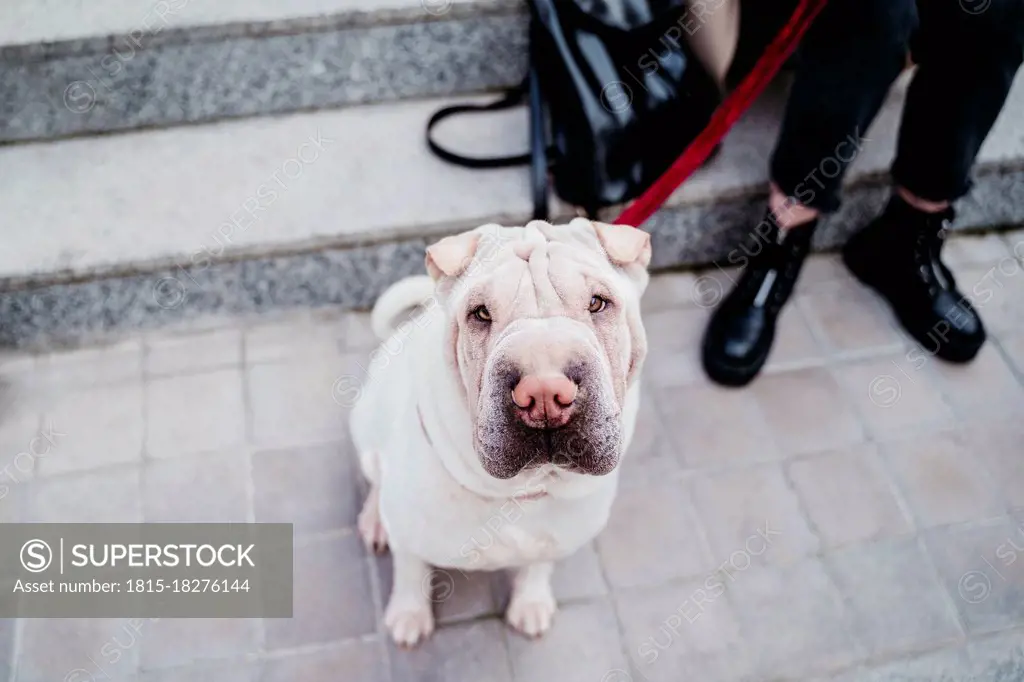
[423,218,651,308]
[440,218,628,274]
[476,219,602,260]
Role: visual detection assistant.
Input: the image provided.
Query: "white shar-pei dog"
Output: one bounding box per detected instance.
[349,218,651,646]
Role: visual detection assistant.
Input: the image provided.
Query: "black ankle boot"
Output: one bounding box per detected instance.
[702,211,817,386]
[842,196,985,363]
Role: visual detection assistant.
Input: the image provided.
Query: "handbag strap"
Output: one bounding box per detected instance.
[526,64,549,221]
[425,70,551,221]
[425,79,531,168]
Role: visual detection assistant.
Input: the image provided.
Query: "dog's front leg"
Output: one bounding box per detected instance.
[506,561,557,638]
[385,552,435,647]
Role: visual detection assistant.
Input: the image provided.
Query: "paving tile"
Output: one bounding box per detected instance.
[806,668,864,682]
[615,579,750,682]
[729,557,860,680]
[966,631,1024,682]
[690,464,819,566]
[795,254,856,295]
[142,451,249,523]
[146,369,246,458]
[507,600,628,682]
[34,338,143,389]
[38,383,144,476]
[657,383,780,467]
[831,355,955,438]
[375,553,503,626]
[389,619,513,682]
[17,276,1024,682]
[433,569,505,626]
[263,639,388,682]
[963,418,1024,510]
[688,267,740,311]
[787,443,912,548]
[247,359,350,448]
[996,331,1024,379]
[389,550,503,625]
[641,271,700,313]
[0,619,13,682]
[943,233,1013,269]
[145,328,242,377]
[762,305,827,373]
[880,428,1005,528]
[138,659,261,682]
[858,647,974,682]
[139,619,259,671]
[923,516,1024,634]
[618,387,681,489]
[595,481,712,589]
[826,537,963,659]
[28,465,142,523]
[252,443,359,534]
[17,618,143,682]
[752,367,866,455]
[926,343,1024,420]
[264,534,376,650]
[957,263,1024,334]
[796,278,905,357]
[0,484,28,525]
[641,307,710,387]
[551,543,608,602]
[244,318,346,364]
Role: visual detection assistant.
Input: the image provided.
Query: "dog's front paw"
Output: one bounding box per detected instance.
[385,600,435,648]
[506,593,557,638]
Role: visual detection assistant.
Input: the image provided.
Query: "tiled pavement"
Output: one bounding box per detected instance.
[2,230,1024,681]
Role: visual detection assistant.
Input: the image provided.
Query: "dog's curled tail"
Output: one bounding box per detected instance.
[370,275,435,341]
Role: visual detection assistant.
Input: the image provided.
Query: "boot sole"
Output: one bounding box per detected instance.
[841,246,983,364]
[701,341,772,387]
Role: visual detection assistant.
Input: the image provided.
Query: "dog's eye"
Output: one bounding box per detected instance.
[472,305,492,323]
[588,295,608,314]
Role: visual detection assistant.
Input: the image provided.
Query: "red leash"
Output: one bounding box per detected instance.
[614,0,830,227]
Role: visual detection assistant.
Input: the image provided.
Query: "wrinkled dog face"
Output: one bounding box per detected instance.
[426,218,651,480]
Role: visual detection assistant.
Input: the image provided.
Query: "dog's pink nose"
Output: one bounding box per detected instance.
[512,374,578,427]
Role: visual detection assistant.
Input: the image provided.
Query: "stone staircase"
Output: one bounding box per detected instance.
[1,0,528,142]
[2,0,1024,348]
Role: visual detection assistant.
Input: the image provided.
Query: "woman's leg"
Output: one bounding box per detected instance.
[842,0,1024,363]
[893,0,1024,205]
[702,0,917,387]
[685,0,741,90]
[769,0,917,216]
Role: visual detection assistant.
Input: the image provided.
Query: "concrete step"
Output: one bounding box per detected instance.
[0,0,526,143]
[1,70,1023,348]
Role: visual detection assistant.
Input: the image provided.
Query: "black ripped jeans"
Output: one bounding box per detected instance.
[769,0,1024,212]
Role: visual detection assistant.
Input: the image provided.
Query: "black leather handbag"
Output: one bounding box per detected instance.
[427,0,722,220]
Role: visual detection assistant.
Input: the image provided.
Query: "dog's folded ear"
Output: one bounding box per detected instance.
[425,231,482,280]
[589,221,652,268]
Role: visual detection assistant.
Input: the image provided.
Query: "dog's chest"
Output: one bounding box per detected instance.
[451,498,563,569]
[383,484,606,571]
